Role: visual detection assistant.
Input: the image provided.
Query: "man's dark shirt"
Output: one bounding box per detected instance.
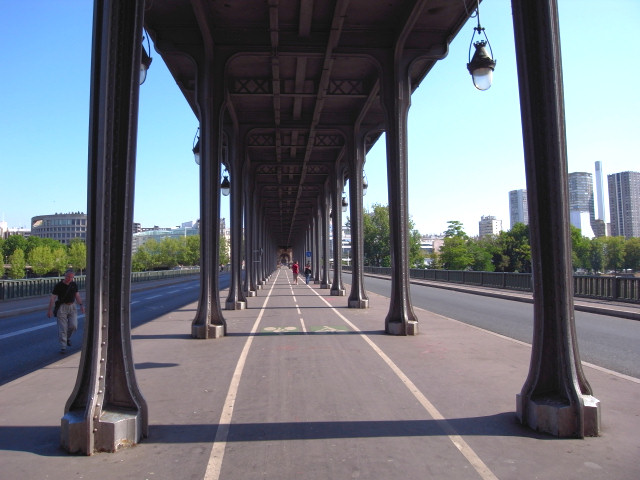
[53,281,78,304]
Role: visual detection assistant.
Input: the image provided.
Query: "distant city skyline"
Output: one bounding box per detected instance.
[1,2,639,238]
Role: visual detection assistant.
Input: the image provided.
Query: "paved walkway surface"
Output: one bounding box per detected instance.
[0,269,638,479]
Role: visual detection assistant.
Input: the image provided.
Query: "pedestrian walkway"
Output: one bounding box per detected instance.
[0,268,638,479]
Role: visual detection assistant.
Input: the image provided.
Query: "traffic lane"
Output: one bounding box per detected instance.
[0,276,225,386]
[345,276,640,378]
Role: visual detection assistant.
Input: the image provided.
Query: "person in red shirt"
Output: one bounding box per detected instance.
[291,261,299,285]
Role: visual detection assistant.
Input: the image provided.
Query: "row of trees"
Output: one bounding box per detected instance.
[4,210,638,279]
[1,236,87,279]
[434,220,640,273]
[358,206,639,274]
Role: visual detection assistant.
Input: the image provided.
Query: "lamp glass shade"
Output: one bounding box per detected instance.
[341,197,348,212]
[467,42,496,91]
[221,176,231,196]
[140,47,152,85]
[472,68,493,91]
[362,180,368,196]
[192,139,200,165]
[139,65,148,85]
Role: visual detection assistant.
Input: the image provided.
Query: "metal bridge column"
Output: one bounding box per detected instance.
[347,131,369,308]
[330,163,346,296]
[512,0,600,437]
[379,53,418,335]
[226,130,247,310]
[61,0,148,454]
[320,184,331,288]
[191,48,227,338]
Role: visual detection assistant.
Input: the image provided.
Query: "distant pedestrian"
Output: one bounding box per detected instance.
[47,269,84,354]
[304,263,312,284]
[291,261,299,285]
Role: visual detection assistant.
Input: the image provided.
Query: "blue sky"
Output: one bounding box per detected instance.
[1,1,639,237]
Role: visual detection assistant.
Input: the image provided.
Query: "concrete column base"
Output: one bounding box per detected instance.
[387,321,418,336]
[348,298,369,309]
[225,300,246,310]
[320,282,330,289]
[516,394,601,437]
[61,408,144,454]
[331,288,346,296]
[246,290,257,297]
[191,324,225,339]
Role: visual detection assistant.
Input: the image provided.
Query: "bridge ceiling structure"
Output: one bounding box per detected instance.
[144,0,473,247]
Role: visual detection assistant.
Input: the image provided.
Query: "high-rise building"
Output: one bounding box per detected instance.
[608,171,640,238]
[509,189,528,229]
[594,161,606,221]
[568,172,595,220]
[568,172,596,238]
[478,215,502,238]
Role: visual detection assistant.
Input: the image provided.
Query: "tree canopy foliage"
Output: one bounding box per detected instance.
[431,221,639,273]
[1,235,87,278]
[357,203,424,268]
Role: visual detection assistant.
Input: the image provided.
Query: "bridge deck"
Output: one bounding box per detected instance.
[0,269,638,479]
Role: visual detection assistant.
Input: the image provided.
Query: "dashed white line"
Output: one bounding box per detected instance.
[308,288,499,480]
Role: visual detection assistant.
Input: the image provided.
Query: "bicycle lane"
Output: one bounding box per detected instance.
[209,271,497,480]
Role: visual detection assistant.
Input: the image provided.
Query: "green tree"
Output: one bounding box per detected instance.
[362,204,391,267]
[409,226,425,268]
[27,245,56,276]
[52,246,69,275]
[624,237,640,271]
[603,236,626,273]
[8,248,26,279]
[439,221,473,270]
[589,237,605,274]
[3,235,27,258]
[67,239,87,274]
[494,223,531,272]
[218,235,229,266]
[570,225,591,271]
[470,237,495,272]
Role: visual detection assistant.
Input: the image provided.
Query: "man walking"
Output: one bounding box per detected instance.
[47,269,85,353]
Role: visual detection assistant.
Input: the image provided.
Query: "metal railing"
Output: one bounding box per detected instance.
[342,266,639,304]
[0,268,200,301]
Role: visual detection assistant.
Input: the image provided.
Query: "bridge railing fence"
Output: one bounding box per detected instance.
[0,268,200,301]
[343,266,639,304]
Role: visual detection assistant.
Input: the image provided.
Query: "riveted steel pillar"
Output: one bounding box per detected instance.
[347,131,369,308]
[226,130,247,310]
[313,210,321,284]
[61,0,148,455]
[191,49,226,339]
[330,163,346,296]
[320,184,331,288]
[380,57,418,335]
[246,169,259,296]
[512,0,600,437]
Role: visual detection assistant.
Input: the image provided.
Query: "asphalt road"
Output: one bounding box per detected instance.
[347,275,640,379]
[2,273,638,387]
[0,275,230,386]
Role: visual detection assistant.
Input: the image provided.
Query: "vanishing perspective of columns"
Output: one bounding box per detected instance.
[61,0,148,454]
[511,0,600,437]
[320,184,331,288]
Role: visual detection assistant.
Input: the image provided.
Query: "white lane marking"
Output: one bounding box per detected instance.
[308,289,499,480]
[418,306,640,385]
[203,269,280,480]
[0,315,86,340]
[299,317,307,334]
